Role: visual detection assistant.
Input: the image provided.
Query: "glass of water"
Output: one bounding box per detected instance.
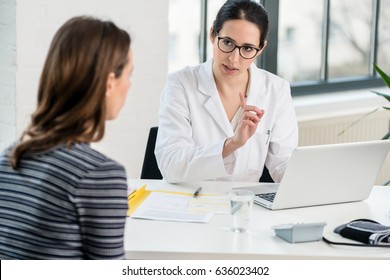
[229,189,254,233]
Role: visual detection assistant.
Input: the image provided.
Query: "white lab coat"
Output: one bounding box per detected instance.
[155,59,298,183]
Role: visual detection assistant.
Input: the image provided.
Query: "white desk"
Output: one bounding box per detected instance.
[124,179,390,259]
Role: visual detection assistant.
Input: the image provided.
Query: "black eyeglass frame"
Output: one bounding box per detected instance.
[216,36,261,59]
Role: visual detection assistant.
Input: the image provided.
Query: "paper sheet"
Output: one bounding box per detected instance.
[189,195,229,214]
[131,192,228,223]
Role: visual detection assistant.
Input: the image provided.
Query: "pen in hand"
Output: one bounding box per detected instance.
[193,187,202,198]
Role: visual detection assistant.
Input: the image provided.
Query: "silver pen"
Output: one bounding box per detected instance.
[266,129,272,144]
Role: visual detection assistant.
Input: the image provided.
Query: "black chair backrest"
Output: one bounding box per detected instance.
[140,127,163,179]
[140,126,273,182]
[259,166,274,183]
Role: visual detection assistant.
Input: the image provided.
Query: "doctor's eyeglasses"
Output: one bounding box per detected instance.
[217,36,261,59]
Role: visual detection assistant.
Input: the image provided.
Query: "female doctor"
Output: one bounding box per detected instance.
[155,0,298,183]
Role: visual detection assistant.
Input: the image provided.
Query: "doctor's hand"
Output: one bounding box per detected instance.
[222,92,264,158]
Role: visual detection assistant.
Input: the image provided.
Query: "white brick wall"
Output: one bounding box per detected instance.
[1,0,169,178]
[0,0,17,151]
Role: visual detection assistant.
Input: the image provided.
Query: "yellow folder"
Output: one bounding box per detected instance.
[127,185,150,216]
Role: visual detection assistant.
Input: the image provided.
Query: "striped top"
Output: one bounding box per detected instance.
[0,143,128,259]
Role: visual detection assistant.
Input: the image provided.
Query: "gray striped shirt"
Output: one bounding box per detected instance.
[0,143,128,259]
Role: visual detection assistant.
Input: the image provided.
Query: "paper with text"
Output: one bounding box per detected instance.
[131,192,228,223]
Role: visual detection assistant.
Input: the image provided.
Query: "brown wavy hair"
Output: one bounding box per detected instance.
[9,16,131,169]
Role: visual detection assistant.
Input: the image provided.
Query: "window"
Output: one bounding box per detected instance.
[267,0,390,95]
[168,0,389,96]
[277,0,323,83]
[378,0,390,72]
[168,0,201,73]
[168,0,225,73]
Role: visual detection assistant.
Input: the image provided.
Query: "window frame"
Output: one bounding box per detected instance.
[262,0,384,96]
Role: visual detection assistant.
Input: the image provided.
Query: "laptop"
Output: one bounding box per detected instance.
[243,140,390,210]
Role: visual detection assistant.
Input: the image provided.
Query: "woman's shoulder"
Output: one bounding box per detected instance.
[251,64,289,85]
[165,61,213,93]
[60,143,126,173]
[167,61,209,80]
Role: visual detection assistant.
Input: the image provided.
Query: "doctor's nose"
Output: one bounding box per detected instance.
[228,47,241,63]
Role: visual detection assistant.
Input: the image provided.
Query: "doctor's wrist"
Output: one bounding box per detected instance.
[222,137,242,158]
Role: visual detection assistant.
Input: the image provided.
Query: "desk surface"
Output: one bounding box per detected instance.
[124,179,390,259]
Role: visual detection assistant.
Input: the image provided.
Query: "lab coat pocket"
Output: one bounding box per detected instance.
[247,131,270,172]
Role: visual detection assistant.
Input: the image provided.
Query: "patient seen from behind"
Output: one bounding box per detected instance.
[0,16,133,259]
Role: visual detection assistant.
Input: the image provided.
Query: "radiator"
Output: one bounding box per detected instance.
[298,109,390,185]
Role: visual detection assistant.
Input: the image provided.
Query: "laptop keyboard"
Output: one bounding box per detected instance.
[256,192,276,202]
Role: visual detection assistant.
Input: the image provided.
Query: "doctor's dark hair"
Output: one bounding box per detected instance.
[9,16,131,169]
[212,0,269,49]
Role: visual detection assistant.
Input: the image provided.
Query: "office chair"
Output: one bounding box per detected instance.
[259,165,274,183]
[140,126,274,182]
[140,126,163,179]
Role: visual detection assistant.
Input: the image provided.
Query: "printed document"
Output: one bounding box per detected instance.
[131,192,229,223]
